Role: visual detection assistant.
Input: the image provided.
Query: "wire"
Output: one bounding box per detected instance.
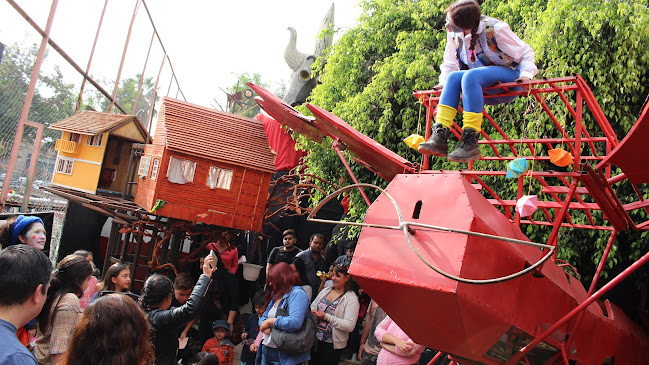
[307,183,555,285]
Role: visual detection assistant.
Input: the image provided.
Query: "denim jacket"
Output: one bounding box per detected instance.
[259,286,310,365]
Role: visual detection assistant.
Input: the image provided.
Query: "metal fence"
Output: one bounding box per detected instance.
[0,0,186,260]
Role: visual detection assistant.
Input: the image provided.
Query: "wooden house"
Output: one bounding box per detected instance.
[50,112,149,194]
[134,98,275,232]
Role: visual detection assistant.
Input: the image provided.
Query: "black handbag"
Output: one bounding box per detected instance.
[271,297,317,355]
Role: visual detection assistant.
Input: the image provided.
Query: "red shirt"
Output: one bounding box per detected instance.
[202,337,234,365]
[208,242,238,275]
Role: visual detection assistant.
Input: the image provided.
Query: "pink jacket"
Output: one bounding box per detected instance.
[374,316,424,365]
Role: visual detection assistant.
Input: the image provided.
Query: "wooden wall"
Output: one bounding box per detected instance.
[134,148,271,231]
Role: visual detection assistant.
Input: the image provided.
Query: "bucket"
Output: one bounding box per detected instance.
[242,263,263,281]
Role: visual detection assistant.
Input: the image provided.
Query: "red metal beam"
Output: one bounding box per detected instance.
[110,0,140,113]
[505,244,649,365]
[1,0,59,210]
[75,0,108,114]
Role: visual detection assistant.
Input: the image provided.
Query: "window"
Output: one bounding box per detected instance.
[86,133,103,147]
[68,133,81,143]
[206,166,233,190]
[138,156,152,177]
[55,158,74,175]
[151,159,160,180]
[166,156,196,184]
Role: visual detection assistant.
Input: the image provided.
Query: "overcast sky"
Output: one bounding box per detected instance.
[0,0,362,111]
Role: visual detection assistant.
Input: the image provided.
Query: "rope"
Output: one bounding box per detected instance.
[307,183,555,285]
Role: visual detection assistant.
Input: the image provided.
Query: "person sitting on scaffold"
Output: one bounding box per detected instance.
[418,0,538,162]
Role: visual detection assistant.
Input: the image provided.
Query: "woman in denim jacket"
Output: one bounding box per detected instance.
[258,262,310,365]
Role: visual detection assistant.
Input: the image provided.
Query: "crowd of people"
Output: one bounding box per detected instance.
[0,212,431,365]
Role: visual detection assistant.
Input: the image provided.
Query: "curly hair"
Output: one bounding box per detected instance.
[37,255,92,331]
[60,294,154,365]
[447,0,482,62]
[139,274,173,312]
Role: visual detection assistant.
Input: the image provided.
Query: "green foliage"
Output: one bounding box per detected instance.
[302,0,649,291]
[225,72,277,118]
[0,42,76,146]
[98,74,158,121]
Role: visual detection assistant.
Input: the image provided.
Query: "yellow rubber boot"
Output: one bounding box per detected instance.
[435,104,458,129]
[462,111,483,132]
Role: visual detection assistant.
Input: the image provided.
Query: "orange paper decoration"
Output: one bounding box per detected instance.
[549,148,573,167]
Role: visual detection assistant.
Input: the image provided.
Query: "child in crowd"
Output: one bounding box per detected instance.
[318,265,335,293]
[202,320,234,365]
[192,352,220,365]
[334,242,356,267]
[240,291,266,365]
[72,250,98,310]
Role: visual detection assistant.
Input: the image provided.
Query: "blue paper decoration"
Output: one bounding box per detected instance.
[506,158,528,178]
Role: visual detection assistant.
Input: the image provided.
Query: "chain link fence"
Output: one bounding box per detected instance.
[0,0,182,261]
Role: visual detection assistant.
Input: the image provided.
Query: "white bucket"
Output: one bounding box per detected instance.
[242,263,263,281]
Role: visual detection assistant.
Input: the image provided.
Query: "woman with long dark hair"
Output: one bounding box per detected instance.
[71,250,98,309]
[60,294,154,365]
[35,255,93,365]
[310,265,360,365]
[258,262,311,365]
[140,255,215,365]
[88,262,131,303]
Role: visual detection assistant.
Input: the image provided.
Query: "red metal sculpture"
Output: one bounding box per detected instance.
[251,75,649,364]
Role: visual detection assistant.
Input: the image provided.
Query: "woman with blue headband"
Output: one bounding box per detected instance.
[0,215,47,250]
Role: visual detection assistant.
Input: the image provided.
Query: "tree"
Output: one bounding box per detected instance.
[301,0,649,299]
[222,72,280,118]
[0,42,77,147]
[97,74,158,123]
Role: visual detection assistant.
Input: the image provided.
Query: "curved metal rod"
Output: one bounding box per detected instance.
[307,183,556,285]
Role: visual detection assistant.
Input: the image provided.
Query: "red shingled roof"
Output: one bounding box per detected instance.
[50,111,146,136]
[160,97,275,172]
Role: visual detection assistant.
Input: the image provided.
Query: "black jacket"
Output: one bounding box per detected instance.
[146,274,210,365]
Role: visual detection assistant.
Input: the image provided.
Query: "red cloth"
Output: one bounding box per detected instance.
[255,113,307,171]
[207,242,238,275]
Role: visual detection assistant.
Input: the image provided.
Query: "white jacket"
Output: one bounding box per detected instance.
[311,287,360,349]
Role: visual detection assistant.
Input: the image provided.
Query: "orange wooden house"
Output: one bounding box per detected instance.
[134,98,275,232]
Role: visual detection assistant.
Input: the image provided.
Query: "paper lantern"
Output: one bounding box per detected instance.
[404,134,425,150]
[549,148,573,167]
[506,158,528,178]
[516,195,538,217]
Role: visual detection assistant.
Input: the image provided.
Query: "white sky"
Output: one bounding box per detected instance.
[0,0,362,111]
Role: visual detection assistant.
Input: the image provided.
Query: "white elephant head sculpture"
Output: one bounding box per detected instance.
[282,3,334,107]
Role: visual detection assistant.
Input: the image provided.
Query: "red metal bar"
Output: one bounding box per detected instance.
[481,137,607,145]
[75,0,108,114]
[145,54,166,136]
[554,175,594,225]
[133,30,156,113]
[518,219,613,231]
[546,179,579,253]
[580,162,630,231]
[606,172,627,185]
[7,0,126,114]
[533,93,576,157]
[423,98,433,170]
[332,141,372,206]
[427,351,443,365]
[563,230,618,352]
[548,81,598,157]
[505,246,649,365]
[21,121,44,212]
[166,73,174,96]
[1,0,59,209]
[574,90,583,170]
[141,0,185,101]
[110,0,140,113]
[575,75,618,146]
